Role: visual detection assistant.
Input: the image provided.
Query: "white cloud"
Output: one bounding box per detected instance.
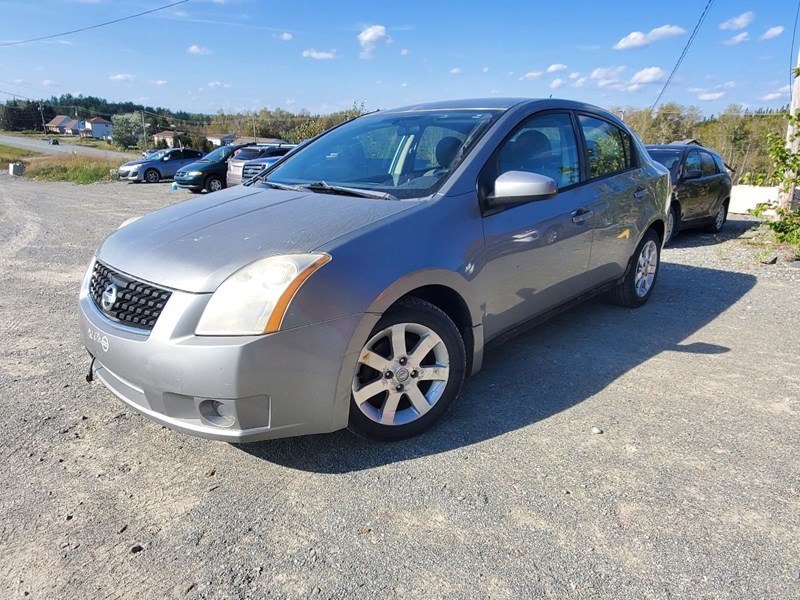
[187,44,211,55]
[208,81,222,88]
[109,73,133,82]
[547,63,568,73]
[401,82,408,87]
[274,32,293,42]
[720,12,754,31]
[569,72,580,79]
[550,78,565,90]
[760,26,784,40]
[400,48,410,56]
[450,67,462,75]
[613,24,686,50]
[591,66,626,79]
[490,89,500,95]
[302,48,337,59]
[150,79,168,85]
[573,77,587,87]
[760,85,791,101]
[519,71,542,80]
[482,66,490,73]
[174,10,187,17]
[358,24,391,59]
[723,32,749,45]
[699,92,725,101]
[42,79,57,86]
[630,66,667,84]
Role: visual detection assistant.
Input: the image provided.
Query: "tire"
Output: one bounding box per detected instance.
[144,169,160,184]
[348,297,466,441]
[206,175,224,193]
[705,200,728,233]
[609,229,661,308]
[665,202,680,245]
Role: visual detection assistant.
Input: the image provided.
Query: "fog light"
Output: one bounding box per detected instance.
[198,399,236,428]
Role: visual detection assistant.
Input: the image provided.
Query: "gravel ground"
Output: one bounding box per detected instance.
[1,174,798,599]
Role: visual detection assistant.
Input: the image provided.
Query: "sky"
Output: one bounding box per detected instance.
[0,0,797,118]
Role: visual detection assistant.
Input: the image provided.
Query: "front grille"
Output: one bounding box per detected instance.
[89,262,172,330]
[242,163,267,179]
[175,170,185,177]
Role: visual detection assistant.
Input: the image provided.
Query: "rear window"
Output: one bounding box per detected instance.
[232,148,262,161]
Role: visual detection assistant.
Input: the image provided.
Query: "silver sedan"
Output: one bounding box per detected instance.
[80,98,670,442]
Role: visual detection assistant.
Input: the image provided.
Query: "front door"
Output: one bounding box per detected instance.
[478,111,594,340]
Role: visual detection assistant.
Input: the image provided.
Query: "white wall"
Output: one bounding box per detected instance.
[729,185,779,214]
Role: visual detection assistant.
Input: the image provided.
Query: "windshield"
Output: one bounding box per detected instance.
[200,146,234,162]
[146,150,168,161]
[262,109,501,200]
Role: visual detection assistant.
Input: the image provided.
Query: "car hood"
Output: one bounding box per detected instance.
[96,185,419,293]
[120,158,156,168]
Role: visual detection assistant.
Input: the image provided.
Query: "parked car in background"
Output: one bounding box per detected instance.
[80,98,669,444]
[239,144,299,182]
[47,138,59,145]
[646,144,732,243]
[174,143,253,193]
[118,148,204,183]
[226,144,294,187]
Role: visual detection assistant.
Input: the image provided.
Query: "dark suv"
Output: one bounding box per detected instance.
[174,144,253,193]
[646,144,732,243]
[226,144,294,187]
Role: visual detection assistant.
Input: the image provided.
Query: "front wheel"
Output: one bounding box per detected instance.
[144,169,160,184]
[609,229,661,308]
[665,203,680,245]
[348,298,466,441]
[205,175,224,193]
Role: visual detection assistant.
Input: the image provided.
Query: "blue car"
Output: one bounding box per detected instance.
[118,148,204,183]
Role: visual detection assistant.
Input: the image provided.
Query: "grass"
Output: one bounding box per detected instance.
[0,143,41,168]
[23,154,119,184]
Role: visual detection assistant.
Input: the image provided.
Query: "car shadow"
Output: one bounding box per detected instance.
[236,263,756,473]
[669,216,761,248]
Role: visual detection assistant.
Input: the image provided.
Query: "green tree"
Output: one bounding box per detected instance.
[110,113,140,149]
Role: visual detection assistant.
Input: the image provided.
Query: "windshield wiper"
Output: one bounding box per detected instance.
[256,180,306,192]
[303,181,397,201]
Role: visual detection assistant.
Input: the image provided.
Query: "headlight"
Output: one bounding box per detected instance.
[124,164,141,171]
[187,170,204,177]
[195,254,331,335]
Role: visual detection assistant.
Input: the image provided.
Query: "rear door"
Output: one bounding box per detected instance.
[577,114,652,285]
[479,111,594,339]
[698,150,725,218]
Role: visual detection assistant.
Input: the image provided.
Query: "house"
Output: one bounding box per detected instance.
[83,116,113,139]
[62,118,85,135]
[46,115,71,134]
[153,130,184,147]
[206,133,236,147]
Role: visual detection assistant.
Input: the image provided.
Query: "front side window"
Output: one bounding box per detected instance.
[578,115,630,179]
[683,150,701,173]
[265,109,501,199]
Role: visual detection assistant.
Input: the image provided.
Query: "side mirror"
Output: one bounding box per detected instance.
[682,169,702,180]
[488,171,558,206]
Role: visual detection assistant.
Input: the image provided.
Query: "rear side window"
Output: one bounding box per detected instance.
[700,151,717,176]
[578,115,631,179]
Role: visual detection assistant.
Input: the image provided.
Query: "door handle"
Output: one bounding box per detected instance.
[634,187,646,199]
[571,209,594,224]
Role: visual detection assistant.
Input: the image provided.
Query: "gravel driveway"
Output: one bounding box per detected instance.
[1,174,798,599]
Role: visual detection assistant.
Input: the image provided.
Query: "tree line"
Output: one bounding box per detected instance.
[0,94,788,184]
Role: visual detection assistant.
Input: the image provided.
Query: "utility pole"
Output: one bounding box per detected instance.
[252,113,257,142]
[779,51,800,210]
[38,104,46,135]
[141,111,148,149]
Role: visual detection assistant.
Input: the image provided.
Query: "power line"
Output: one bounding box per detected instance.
[652,0,715,110]
[0,0,189,48]
[790,0,800,89]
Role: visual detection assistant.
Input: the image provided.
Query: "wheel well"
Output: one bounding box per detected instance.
[649,219,666,244]
[400,285,475,373]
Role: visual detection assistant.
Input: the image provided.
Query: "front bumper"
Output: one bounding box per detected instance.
[78,269,361,442]
[118,169,143,182]
[174,175,203,191]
